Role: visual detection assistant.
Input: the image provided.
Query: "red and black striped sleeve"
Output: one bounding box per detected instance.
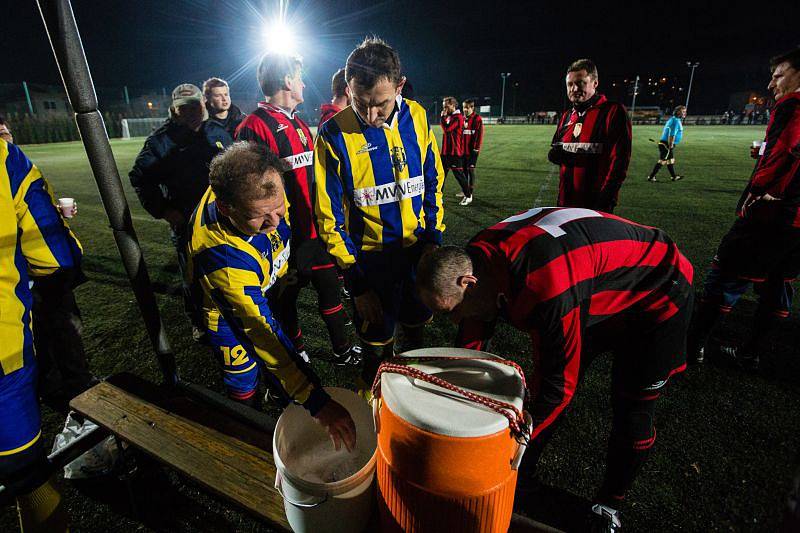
[749,96,800,195]
[597,103,632,210]
[473,115,484,152]
[507,250,585,442]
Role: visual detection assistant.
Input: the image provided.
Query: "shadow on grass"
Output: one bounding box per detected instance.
[68,455,237,532]
[514,481,592,531]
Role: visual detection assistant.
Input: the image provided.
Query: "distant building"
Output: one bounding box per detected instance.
[0,83,71,115]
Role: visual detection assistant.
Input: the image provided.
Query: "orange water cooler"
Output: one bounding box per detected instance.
[373,348,529,533]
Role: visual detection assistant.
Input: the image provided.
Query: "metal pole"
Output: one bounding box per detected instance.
[22,81,35,115]
[36,0,177,386]
[630,75,639,123]
[685,61,699,108]
[500,72,510,120]
[123,85,130,106]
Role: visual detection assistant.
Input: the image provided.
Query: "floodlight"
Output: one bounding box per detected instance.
[263,21,296,55]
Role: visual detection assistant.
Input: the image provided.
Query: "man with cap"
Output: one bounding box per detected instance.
[129,83,233,342]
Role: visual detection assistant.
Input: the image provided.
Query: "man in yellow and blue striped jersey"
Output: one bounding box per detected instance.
[187,142,356,450]
[314,37,446,385]
[1,139,77,531]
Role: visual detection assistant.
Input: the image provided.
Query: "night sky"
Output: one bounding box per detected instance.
[4,0,800,114]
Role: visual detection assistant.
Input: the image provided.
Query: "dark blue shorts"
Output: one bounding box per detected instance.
[351,245,432,345]
[0,363,41,456]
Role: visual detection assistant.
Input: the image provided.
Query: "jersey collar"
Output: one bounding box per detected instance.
[259,101,297,120]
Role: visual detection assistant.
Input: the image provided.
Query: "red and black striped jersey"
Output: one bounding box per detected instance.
[738,92,800,227]
[456,207,693,441]
[318,103,343,131]
[235,103,317,241]
[552,94,631,212]
[463,113,484,153]
[440,110,465,156]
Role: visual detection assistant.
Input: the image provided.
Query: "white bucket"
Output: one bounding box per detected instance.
[273,387,377,533]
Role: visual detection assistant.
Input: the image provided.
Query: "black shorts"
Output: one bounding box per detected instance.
[584,293,693,390]
[291,238,337,278]
[349,244,432,345]
[657,142,674,162]
[441,154,465,170]
[465,152,479,168]
[714,218,800,281]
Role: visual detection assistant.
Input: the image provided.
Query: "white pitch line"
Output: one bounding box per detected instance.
[534,163,557,208]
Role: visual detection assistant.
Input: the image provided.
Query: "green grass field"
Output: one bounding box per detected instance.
[3,125,799,532]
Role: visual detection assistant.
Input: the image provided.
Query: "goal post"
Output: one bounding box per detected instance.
[120,117,166,139]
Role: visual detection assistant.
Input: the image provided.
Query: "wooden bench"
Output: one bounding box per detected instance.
[69,373,291,532]
[69,374,561,533]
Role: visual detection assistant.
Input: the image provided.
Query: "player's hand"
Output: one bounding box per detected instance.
[750,146,760,159]
[741,192,780,217]
[162,208,186,231]
[355,290,382,325]
[313,399,357,452]
[70,203,78,217]
[547,144,564,165]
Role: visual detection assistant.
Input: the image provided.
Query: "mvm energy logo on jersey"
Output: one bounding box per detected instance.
[353,175,424,207]
[283,151,313,169]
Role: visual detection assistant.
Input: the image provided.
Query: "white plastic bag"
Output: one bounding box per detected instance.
[51,412,120,479]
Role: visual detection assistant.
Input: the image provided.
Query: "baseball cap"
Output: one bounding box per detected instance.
[171,83,203,107]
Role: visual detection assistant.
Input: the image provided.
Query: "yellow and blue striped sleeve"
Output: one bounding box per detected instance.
[313,127,359,269]
[420,116,446,245]
[196,244,329,413]
[9,143,83,277]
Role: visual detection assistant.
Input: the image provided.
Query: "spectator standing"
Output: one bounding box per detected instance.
[203,77,246,138]
[129,83,233,342]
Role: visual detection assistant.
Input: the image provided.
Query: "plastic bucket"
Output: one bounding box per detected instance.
[273,387,377,533]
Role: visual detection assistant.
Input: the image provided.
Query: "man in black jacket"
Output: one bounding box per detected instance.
[129,83,233,340]
[203,77,246,138]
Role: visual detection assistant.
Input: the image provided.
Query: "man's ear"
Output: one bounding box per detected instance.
[396,76,407,96]
[456,273,478,290]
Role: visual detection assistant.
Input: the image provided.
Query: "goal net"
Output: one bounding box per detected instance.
[121,117,167,139]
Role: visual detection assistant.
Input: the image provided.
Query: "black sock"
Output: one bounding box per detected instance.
[649,163,662,178]
[667,164,677,178]
[687,297,724,354]
[743,309,780,356]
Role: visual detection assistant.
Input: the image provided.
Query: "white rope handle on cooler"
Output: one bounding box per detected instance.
[371,356,531,445]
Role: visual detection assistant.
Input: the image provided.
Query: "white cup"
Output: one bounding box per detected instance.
[752,140,763,148]
[58,198,75,218]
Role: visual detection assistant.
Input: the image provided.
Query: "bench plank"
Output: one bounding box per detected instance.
[70,381,291,532]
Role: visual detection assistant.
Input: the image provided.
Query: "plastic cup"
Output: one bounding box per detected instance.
[58,198,75,218]
[752,140,763,148]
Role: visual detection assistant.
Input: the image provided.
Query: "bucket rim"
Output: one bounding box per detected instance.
[273,387,378,496]
[275,446,377,497]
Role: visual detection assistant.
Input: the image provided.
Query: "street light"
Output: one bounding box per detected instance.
[500,73,511,120]
[685,61,700,108]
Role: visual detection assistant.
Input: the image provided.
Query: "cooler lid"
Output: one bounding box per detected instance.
[380,348,526,438]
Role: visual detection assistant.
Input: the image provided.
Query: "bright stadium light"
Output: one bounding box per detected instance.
[263,21,297,55]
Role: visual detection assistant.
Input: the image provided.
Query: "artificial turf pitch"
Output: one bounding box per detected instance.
[2,125,798,531]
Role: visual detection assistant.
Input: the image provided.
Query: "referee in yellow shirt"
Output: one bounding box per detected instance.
[314,37,446,386]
